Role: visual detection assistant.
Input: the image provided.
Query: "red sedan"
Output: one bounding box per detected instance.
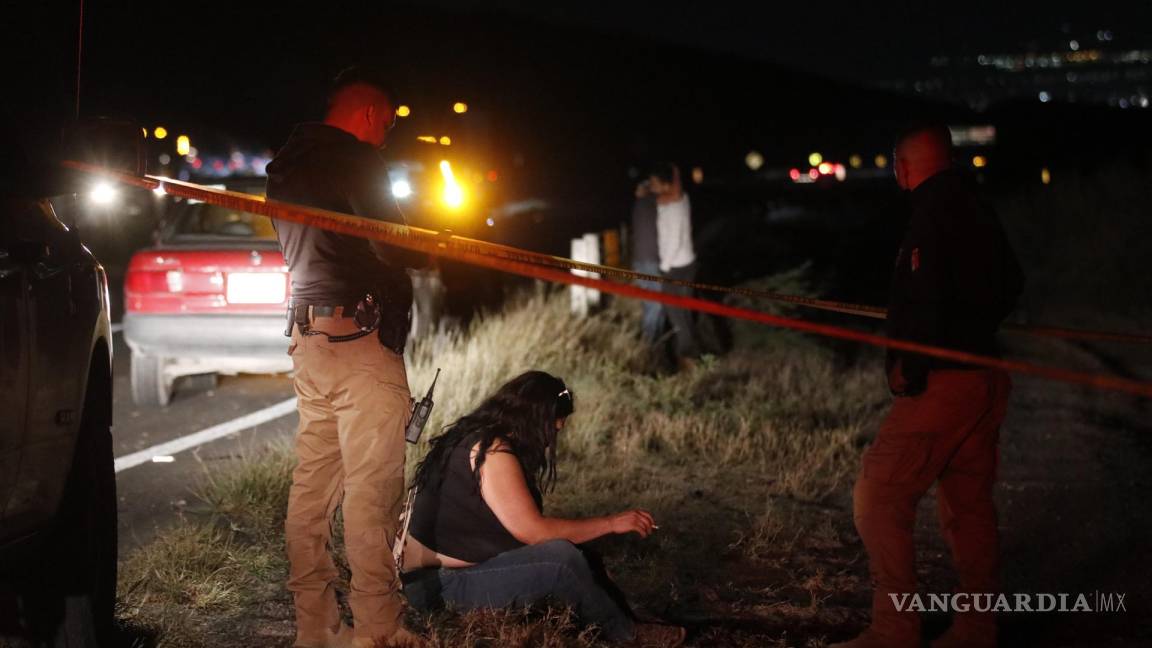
[123,178,291,406]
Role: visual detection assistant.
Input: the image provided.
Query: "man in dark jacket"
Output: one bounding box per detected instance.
[631,175,664,343]
[833,125,1023,648]
[266,67,421,648]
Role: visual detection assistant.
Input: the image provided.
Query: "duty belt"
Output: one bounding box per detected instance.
[284,301,377,342]
[289,303,360,322]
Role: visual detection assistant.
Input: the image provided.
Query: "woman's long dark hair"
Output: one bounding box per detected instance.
[413,371,575,495]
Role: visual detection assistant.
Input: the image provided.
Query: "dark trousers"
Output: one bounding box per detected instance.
[402,539,635,641]
[853,369,1012,646]
[663,262,702,358]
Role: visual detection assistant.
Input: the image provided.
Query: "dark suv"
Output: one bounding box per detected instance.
[1,144,118,645]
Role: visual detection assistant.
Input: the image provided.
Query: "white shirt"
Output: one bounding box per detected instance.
[656,194,695,273]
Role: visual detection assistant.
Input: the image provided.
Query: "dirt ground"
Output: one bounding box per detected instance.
[680,336,1152,647]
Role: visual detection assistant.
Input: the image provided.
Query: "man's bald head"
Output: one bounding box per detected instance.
[324,67,397,148]
[893,124,954,191]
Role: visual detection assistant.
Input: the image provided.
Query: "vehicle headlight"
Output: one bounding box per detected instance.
[391,179,412,199]
[90,181,119,205]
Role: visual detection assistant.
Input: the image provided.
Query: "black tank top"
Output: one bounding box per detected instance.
[409,434,543,564]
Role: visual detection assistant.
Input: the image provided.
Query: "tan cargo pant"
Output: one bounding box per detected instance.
[285,316,410,643]
[853,369,1011,647]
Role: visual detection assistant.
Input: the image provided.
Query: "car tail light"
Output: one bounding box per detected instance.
[225,272,287,304]
[125,270,170,294]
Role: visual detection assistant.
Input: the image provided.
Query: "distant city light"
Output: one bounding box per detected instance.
[176,134,191,156]
[158,153,171,165]
[691,166,704,184]
[817,161,832,175]
[808,152,823,166]
[745,151,764,171]
[90,182,118,205]
[397,105,411,117]
[439,136,452,146]
[1041,167,1051,185]
[486,170,499,182]
[834,163,847,181]
[874,154,889,169]
[808,168,820,180]
[848,154,863,169]
[153,126,168,140]
[789,168,801,181]
[391,179,413,199]
[1069,40,1080,52]
[486,217,495,227]
[417,135,438,143]
[453,102,468,114]
[972,155,988,168]
[1038,91,1052,103]
[142,127,148,138]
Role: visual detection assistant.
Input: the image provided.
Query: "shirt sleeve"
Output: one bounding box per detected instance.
[341,149,427,269]
[888,202,946,394]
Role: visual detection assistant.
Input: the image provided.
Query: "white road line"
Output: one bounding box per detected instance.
[111,323,124,334]
[114,397,297,473]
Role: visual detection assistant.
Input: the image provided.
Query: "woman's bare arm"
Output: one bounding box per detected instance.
[476,448,655,545]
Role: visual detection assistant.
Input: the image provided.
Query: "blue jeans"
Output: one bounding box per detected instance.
[633,260,665,344]
[402,540,636,641]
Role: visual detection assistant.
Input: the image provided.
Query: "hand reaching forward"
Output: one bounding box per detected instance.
[607,509,657,538]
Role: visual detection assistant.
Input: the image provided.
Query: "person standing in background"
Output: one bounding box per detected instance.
[832,124,1022,648]
[630,174,665,345]
[650,162,702,370]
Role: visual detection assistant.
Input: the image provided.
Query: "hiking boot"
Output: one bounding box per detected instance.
[627,623,687,647]
[293,623,353,648]
[828,628,919,648]
[350,626,426,648]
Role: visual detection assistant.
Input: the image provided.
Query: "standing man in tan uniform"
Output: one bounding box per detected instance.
[832,125,1023,648]
[266,67,423,648]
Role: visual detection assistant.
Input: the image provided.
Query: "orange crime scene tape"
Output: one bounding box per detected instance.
[63,161,1152,399]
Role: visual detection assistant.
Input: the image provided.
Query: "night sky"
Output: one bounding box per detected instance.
[12,1,1152,126]
[8,0,1151,200]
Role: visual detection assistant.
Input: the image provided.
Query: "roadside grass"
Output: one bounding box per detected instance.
[116,273,888,646]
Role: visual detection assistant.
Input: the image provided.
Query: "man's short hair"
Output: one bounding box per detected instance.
[648,161,677,183]
[328,66,396,109]
[895,122,953,153]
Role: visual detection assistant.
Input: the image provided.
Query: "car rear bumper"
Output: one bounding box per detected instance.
[123,313,287,358]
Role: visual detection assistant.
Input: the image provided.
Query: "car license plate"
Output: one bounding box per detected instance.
[226,272,286,304]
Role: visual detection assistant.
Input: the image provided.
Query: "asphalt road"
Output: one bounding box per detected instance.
[110,333,298,555]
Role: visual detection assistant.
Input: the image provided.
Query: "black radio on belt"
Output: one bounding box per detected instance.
[405,368,440,444]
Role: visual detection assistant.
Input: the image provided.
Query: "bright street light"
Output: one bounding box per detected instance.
[453,102,468,114]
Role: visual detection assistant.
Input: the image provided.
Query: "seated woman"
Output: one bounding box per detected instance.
[400,370,685,646]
